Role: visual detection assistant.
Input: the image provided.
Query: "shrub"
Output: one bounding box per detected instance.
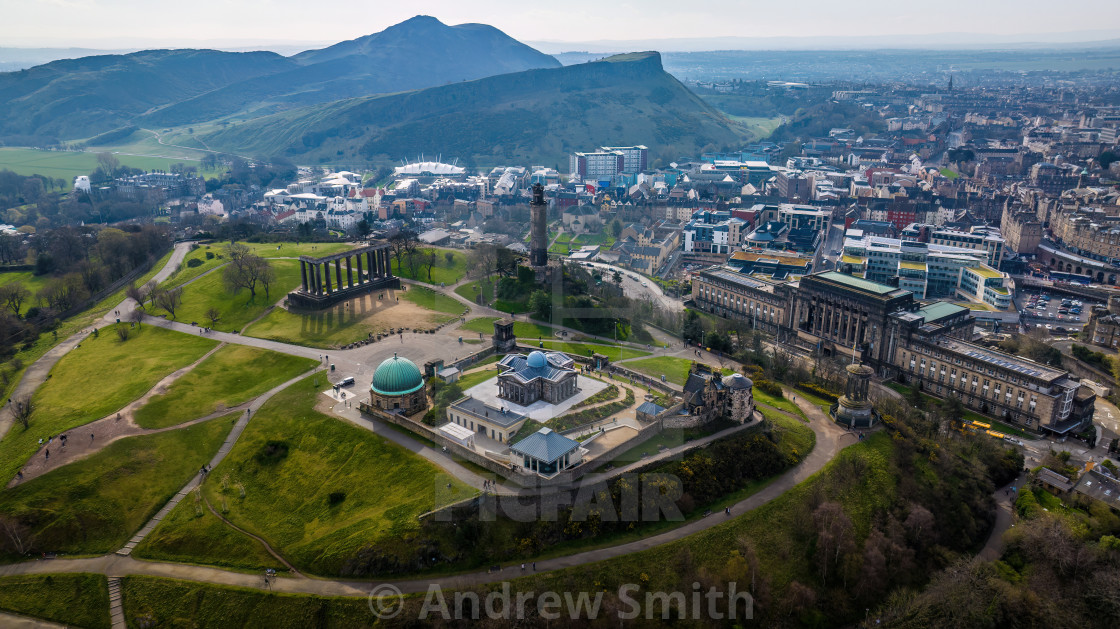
[205,251,215,260]
[754,379,784,397]
[186,258,204,268]
[328,491,346,506]
[795,382,839,403]
[254,440,289,465]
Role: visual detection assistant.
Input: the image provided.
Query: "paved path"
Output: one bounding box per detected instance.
[979,473,1026,561]
[0,611,67,628]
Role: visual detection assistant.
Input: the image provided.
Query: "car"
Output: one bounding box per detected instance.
[1045,324,1053,329]
[1075,316,1082,321]
[1049,313,1055,318]
[1058,315,1064,320]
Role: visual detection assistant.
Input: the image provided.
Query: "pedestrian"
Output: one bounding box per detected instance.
[90,433,94,442]
[16,471,22,481]
[521,563,525,571]
[44,449,49,460]
[533,562,536,571]
[38,438,43,446]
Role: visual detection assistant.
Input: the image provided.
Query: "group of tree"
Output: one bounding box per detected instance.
[0,223,171,394]
[221,242,275,301]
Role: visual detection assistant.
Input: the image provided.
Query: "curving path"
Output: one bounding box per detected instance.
[0,385,856,598]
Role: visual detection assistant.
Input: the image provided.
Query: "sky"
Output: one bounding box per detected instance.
[3,0,1120,48]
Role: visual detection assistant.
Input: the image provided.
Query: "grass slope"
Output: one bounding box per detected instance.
[460,316,554,339]
[197,375,472,575]
[133,497,284,572]
[133,345,318,429]
[0,414,235,558]
[399,286,467,315]
[390,250,469,285]
[150,258,301,331]
[623,355,697,385]
[0,148,215,185]
[0,325,217,483]
[0,574,110,629]
[121,576,370,629]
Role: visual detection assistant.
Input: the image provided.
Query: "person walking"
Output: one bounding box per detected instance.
[44,449,49,460]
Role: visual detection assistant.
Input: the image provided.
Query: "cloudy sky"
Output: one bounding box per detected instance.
[4,0,1119,48]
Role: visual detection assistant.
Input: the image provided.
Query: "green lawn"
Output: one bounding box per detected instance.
[754,387,805,418]
[133,496,285,572]
[940,168,960,180]
[162,242,357,290]
[0,147,211,186]
[571,231,616,248]
[133,345,318,429]
[460,317,554,339]
[399,286,467,315]
[0,272,50,315]
[390,249,469,285]
[150,258,301,332]
[456,366,500,391]
[0,325,217,484]
[0,414,235,558]
[537,340,649,362]
[120,577,370,629]
[0,574,110,629]
[454,277,495,307]
[196,375,473,575]
[548,242,571,255]
[623,355,696,386]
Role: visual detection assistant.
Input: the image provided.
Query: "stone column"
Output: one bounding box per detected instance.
[356,252,364,284]
[334,259,343,289]
[312,264,321,295]
[300,261,308,292]
[346,256,353,288]
[323,262,332,293]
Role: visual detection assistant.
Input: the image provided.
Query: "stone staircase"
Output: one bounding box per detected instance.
[107,577,125,629]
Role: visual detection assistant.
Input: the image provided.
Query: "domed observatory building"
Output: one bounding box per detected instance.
[497,350,577,406]
[721,373,756,423]
[369,353,428,415]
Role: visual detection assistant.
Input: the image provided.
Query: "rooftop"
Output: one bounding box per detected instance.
[510,427,581,463]
[841,255,866,265]
[899,261,927,271]
[934,339,1066,382]
[814,271,908,297]
[967,266,1002,279]
[916,301,969,323]
[449,396,528,428]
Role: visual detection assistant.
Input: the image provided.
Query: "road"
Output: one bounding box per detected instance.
[583,261,684,311]
[817,220,845,271]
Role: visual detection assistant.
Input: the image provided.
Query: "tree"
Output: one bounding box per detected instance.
[528,290,551,321]
[11,395,33,430]
[388,229,417,275]
[125,282,147,311]
[0,283,29,316]
[221,243,272,300]
[444,251,455,266]
[130,308,143,328]
[612,270,623,286]
[205,307,220,323]
[611,219,623,239]
[424,248,439,282]
[813,501,855,586]
[116,324,130,341]
[682,310,704,344]
[0,515,34,556]
[155,287,183,319]
[355,219,371,237]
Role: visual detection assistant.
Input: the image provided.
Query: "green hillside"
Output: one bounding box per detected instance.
[203,52,752,167]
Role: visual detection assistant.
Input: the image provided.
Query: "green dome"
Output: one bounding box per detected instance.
[371,354,424,396]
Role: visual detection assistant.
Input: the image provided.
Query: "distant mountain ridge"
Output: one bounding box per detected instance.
[202,52,750,167]
[0,16,561,141]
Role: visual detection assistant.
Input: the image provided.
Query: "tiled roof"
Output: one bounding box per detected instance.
[510,428,580,463]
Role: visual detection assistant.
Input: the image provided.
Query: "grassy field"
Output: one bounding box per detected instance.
[453,277,495,307]
[399,286,467,315]
[0,271,49,315]
[0,414,235,558]
[571,231,616,248]
[0,148,218,185]
[390,249,469,285]
[161,242,357,290]
[0,326,217,483]
[456,367,499,391]
[133,345,318,429]
[133,495,285,572]
[194,374,472,575]
[0,574,110,629]
[622,355,696,386]
[753,387,805,418]
[537,340,649,362]
[150,258,301,331]
[120,576,371,629]
[460,316,554,339]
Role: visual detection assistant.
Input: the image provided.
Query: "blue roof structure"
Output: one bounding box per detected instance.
[498,351,575,385]
[636,401,667,415]
[510,427,579,463]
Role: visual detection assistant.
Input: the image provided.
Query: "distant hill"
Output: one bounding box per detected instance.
[0,16,561,140]
[0,49,293,140]
[144,16,561,127]
[202,52,750,168]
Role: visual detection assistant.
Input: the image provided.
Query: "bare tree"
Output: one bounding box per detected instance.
[222,249,272,300]
[813,501,855,586]
[143,280,159,310]
[11,395,33,430]
[424,249,439,282]
[0,515,34,555]
[125,282,146,311]
[0,283,29,316]
[155,287,183,319]
[206,307,220,323]
[130,308,143,328]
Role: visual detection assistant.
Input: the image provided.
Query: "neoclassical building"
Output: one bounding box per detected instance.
[497,351,577,406]
[369,353,428,415]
